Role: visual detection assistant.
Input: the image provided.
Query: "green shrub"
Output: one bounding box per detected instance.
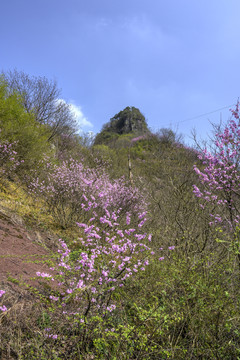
[0,78,52,176]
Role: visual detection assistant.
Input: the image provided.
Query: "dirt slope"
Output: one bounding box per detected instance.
[0,208,56,285]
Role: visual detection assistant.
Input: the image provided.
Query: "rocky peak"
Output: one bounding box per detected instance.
[94,106,150,145]
[105,106,149,134]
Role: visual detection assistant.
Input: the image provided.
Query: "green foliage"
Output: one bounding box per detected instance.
[94,131,120,147]
[0,78,52,175]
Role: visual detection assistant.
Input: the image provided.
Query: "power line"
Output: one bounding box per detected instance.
[176,103,236,125]
[152,102,237,132]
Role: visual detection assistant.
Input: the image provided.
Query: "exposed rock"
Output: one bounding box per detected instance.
[94,106,150,145]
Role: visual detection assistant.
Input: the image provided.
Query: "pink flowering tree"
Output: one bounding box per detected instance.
[37,210,151,311]
[34,180,158,341]
[28,158,147,228]
[193,101,240,230]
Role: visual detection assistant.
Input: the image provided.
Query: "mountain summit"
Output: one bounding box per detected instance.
[94,106,150,145]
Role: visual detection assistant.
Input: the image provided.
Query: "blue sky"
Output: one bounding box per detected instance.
[1,0,240,144]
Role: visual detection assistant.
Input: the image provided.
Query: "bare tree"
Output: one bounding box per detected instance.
[155,128,183,145]
[3,69,78,140]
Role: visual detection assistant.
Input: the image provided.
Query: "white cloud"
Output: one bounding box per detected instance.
[56,99,93,129]
[69,102,93,129]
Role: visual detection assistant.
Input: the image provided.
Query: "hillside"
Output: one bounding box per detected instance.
[1,71,240,359]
